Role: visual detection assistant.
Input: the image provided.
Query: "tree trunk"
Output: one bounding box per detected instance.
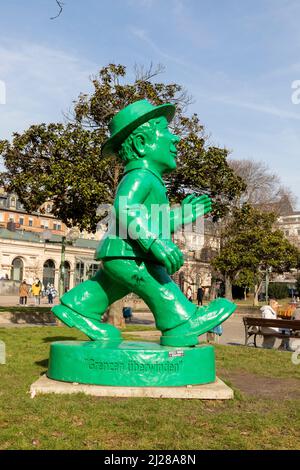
[209,279,217,300]
[253,281,263,306]
[106,299,125,328]
[225,274,233,300]
[244,288,247,301]
[113,164,121,196]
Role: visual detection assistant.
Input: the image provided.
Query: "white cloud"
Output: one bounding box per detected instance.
[129,26,194,68]
[212,95,300,120]
[127,0,157,7]
[194,87,300,121]
[0,38,97,140]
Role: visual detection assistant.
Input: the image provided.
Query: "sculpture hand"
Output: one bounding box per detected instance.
[150,239,184,275]
[182,194,212,225]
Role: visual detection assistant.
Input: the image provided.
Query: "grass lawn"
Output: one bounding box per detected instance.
[0,325,299,450]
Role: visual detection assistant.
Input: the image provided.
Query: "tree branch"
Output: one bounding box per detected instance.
[50,0,64,20]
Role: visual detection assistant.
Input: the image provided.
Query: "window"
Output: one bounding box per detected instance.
[11,257,23,281]
[53,223,61,230]
[9,214,14,222]
[40,220,48,229]
[75,262,85,284]
[10,197,16,207]
[201,247,214,263]
[43,259,55,287]
[29,219,33,227]
[86,263,100,279]
[62,261,71,291]
[19,217,24,225]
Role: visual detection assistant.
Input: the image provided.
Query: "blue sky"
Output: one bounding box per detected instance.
[0,0,299,206]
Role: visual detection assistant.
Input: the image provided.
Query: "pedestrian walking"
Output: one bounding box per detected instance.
[197,286,203,306]
[19,280,29,305]
[31,279,42,305]
[46,283,57,305]
[186,285,193,302]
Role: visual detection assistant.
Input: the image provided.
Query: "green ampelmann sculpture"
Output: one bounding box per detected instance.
[48,100,236,387]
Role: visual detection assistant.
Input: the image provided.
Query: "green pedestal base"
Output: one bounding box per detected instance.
[47,341,215,387]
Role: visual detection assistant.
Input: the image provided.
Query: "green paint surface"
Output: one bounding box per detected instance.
[47,341,215,386]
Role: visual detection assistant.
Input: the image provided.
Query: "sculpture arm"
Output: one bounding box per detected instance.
[170,194,212,233]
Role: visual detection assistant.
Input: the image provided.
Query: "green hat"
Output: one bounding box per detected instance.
[102,99,175,158]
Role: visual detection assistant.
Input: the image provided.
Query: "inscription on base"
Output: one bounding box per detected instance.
[85,358,183,373]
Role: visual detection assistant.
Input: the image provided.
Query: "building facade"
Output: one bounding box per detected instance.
[0,188,67,236]
[0,228,100,292]
[171,219,220,299]
[277,212,300,249]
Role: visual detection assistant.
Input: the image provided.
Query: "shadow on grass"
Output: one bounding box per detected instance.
[35,358,48,368]
[42,336,78,343]
[128,317,154,325]
[9,310,56,325]
[0,306,52,313]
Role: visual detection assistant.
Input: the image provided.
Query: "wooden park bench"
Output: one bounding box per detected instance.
[243,316,300,347]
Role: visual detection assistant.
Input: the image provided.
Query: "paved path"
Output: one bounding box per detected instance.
[0,295,59,307]
[126,311,246,346]
[0,295,261,348]
[128,310,290,349]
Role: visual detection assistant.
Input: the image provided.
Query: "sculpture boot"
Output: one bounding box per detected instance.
[52,304,122,343]
[160,298,236,347]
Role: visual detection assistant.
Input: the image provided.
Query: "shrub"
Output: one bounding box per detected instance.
[268,283,289,300]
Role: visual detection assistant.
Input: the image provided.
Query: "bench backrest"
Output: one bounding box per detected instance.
[243,316,300,330]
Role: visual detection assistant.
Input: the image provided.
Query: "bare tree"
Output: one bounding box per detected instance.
[229,159,279,205]
[229,158,297,211]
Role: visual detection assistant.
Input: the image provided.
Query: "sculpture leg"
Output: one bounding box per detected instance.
[52,267,130,342]
[103,259,236,346]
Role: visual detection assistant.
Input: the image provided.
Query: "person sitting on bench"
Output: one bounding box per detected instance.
[261,299,292,351]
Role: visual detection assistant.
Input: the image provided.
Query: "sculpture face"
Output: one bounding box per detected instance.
[143,116,180,174]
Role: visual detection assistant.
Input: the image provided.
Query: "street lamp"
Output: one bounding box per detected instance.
[41,229,78,297]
